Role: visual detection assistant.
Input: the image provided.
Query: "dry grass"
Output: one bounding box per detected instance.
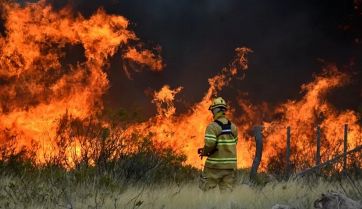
[0,173,361,209]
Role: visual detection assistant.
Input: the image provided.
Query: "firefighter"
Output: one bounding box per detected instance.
[198,97,238,192]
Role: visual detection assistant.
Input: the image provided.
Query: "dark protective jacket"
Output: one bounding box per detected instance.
[203,113,238,169]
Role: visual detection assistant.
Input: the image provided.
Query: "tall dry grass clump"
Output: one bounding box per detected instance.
[0,173,361,209]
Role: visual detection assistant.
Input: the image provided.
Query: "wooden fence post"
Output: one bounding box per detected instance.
[343,124,348,174]
[316,126,321,167]
[250,126,263,180]
[286,126,291,178]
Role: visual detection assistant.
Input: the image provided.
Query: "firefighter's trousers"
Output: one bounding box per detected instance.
[199,167,236,192]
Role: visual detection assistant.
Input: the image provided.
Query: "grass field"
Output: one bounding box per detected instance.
[1,171,361,209]
[0,136,361,209]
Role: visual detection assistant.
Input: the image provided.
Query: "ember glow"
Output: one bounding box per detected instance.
[0,1,360,171]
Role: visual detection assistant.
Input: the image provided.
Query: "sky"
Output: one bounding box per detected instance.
[6,0,362,117]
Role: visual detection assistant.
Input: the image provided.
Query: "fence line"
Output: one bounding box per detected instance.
[297,144,362,177]
[251,124,361,177]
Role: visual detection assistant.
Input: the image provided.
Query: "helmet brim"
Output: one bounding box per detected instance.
[208,104,227,110]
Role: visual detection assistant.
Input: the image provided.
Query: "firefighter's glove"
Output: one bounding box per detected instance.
[197,148,204,158]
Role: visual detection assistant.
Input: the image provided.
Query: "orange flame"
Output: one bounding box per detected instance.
[0,1,360,172]
[0,1,162,164]
[237,65,362,171]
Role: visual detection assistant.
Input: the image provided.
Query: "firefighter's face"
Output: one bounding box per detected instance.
[211,107,221,115]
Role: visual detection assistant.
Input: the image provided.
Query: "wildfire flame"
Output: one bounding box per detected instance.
[0,1,360,172]
[0,0,162,163]
[255,66,362,171]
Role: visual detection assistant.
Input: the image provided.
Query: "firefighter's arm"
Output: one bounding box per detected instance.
[202,124,218,156]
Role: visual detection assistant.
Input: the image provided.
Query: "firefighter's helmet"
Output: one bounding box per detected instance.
[209,97,227,110]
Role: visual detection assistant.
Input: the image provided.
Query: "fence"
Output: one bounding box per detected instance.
[249,124,362,179]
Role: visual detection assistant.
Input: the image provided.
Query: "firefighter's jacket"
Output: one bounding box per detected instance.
[203,114,238,169]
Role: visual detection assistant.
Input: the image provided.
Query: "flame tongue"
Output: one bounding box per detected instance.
[0,1,163,164]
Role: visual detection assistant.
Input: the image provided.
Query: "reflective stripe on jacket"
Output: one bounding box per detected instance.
[203,115,238,169]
